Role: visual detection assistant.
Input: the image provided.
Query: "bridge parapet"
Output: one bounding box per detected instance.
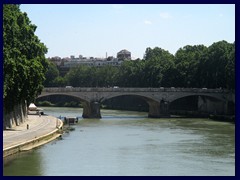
[39,87,235,118]
[42,87,231,93]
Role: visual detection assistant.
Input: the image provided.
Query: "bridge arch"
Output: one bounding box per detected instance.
[101,93,169,118]
[37,93,90,103]
[169,94,230,115]
[101,94,154,114]
[101,93,159,104]
[37,93,97,118]
[169,93,226,103]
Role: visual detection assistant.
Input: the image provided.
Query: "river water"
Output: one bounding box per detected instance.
[3,107,235,176]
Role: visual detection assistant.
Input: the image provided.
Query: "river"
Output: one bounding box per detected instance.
[3,107,235,176]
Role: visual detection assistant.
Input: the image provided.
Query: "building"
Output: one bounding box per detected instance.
[62,55,122,68]
[47,56,61,66]
[49,49,132,69]
[117,49,131,60]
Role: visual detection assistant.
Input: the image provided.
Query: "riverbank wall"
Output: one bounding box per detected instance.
[3,118,63,158]
[3,102,28,130]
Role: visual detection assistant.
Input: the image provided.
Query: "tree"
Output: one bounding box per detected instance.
[65,65,96,87]
[44,62,60,87]
[198,41,234,89]
[174,45,207,87]
[96,65,119,87]
[143,47,175,87]
[225,42,235,89]
[3,4,48,113]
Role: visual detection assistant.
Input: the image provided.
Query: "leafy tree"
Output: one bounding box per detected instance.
[44,62,60,87]
[198,41,234,88]
[3,4,48,113]
[53,76,67,87]
[96,65,119,87]
[65,65,94,87]
[225,42,235,89]
[118,61,138,87]
[143,47,175,87]
[174,45,207,87]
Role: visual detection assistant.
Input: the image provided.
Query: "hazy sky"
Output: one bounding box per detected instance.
[20,4,235,59]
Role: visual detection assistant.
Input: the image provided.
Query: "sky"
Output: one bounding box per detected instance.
[20,4,235,59]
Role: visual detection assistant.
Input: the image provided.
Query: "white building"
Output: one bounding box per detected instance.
[50,50,131,68]
[62,55,123,67]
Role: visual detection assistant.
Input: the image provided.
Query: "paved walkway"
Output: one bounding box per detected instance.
[3,115,61,150]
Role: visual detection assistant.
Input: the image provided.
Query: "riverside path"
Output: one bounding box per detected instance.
[3,115,62,157]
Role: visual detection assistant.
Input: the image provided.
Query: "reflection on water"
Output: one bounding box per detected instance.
[3,107,235,176]
[4,150,43,176]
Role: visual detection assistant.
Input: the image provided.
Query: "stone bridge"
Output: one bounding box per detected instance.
[38,87,235,118]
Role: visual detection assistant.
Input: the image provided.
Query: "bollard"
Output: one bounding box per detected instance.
[56,119,58,128]
[27,124,29,130]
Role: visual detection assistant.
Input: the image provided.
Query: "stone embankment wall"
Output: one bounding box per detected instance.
[3,101,28,130]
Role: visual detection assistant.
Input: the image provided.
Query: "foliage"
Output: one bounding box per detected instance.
[44,62,59,87]
[143,47,175,87]
[174,45,207,87]
[65,65,119,87]
[45,41,234,90]
[3,4,48,112]
[37,101,54,107]
[197,41,235,89]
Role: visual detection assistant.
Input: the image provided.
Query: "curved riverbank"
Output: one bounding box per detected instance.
[3,114,63,158]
